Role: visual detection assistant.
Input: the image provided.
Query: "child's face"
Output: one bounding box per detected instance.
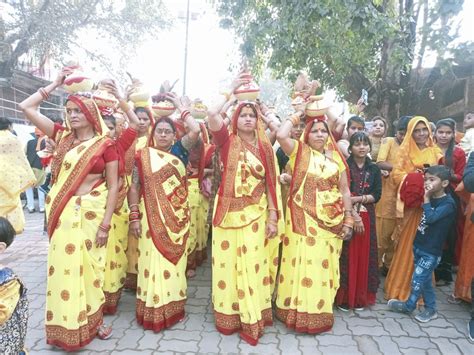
[424,173,448,194]
[464,113,474,130]
[350,140,371,159]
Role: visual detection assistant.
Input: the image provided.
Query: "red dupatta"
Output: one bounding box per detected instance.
[46,94,114,237]
[213,102,281,227]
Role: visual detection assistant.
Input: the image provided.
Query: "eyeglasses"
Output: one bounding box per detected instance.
[155,129,174,135]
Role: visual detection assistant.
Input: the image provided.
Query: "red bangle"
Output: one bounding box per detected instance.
[180,110,190,121]
[129,212,142,221]
[99,224,111,232]
[38,87,49,100]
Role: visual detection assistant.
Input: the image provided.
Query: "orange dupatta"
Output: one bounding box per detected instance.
[46,95,114,237]
[136,146,190,265]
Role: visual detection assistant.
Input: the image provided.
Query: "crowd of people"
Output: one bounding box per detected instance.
[0,69,473,353]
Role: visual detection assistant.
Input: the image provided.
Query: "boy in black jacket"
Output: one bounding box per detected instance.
[388,165,456,323]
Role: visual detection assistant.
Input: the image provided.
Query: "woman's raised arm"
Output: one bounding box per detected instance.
[19,68,72,137]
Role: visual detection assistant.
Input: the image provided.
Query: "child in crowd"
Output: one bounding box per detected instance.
[388,165,456,323]
[0,217,28,354]
[460,111,474,155]
[337,115,365,159]
[336,132,382,311]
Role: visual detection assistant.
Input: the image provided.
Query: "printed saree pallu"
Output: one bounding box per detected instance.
[275,141,345,334]
[125,135,148,289]
[135,147,190,332]
[44,135,113,351]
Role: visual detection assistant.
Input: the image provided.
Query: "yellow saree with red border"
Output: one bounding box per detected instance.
[211,102,284,346]
[44,95,115,351]
[275,140,346,334]
[125,135,148,290]
[135,147,190,331]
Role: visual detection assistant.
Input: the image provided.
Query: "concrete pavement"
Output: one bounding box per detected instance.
[2,211,472,354]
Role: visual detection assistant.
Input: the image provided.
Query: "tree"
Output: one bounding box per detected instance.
[216,0,467,125]
[0,0,170,78]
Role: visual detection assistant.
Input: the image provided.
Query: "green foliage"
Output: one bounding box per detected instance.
[0,0,170,77]
[216,0,468,110]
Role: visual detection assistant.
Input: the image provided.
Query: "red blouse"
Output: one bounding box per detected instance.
[438,146,466,188]
[51,123,118,174]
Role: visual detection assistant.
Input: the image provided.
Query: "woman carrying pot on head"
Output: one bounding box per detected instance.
[127,93,200,332]
[207,77,284,346]
[19,69,119,350]
[274,108,353,334]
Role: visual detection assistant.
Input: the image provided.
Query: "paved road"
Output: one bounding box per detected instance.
[3,211,472,354]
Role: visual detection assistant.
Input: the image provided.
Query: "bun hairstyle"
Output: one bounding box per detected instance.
[435,118,456,169]
[0,217,15,247]
[397,116,413,131]
[0,117,12,131]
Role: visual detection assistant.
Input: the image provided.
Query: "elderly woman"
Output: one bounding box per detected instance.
[274,110,353,334]
[128,94,200,332]
[207,79,283,345]
[19,69,119,350]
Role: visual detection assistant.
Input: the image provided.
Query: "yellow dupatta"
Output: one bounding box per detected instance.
[213,102,284,236]
[136,147,190,265]
[392,116,442,217]
[0,130,36,214]
[45,95,114,237]
[392,116,441,185]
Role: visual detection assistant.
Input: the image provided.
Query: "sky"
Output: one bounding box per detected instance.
[121,0,241,105]
[122,0,474,105]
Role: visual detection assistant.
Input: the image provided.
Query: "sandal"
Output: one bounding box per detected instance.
[447,294,462,305]
[97,324,113,340]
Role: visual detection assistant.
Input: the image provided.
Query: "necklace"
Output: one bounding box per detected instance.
[74,134,95,143]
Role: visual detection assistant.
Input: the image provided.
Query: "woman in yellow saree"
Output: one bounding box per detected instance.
[128,97,200,332]
[124,106,153,290]
[384,116,442,301]
[99,82,142,314]
[274,111,353,334]
[20,70,119,350]
[0,118,36,234]
[186,122,215,277]
[207,88,284,345]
